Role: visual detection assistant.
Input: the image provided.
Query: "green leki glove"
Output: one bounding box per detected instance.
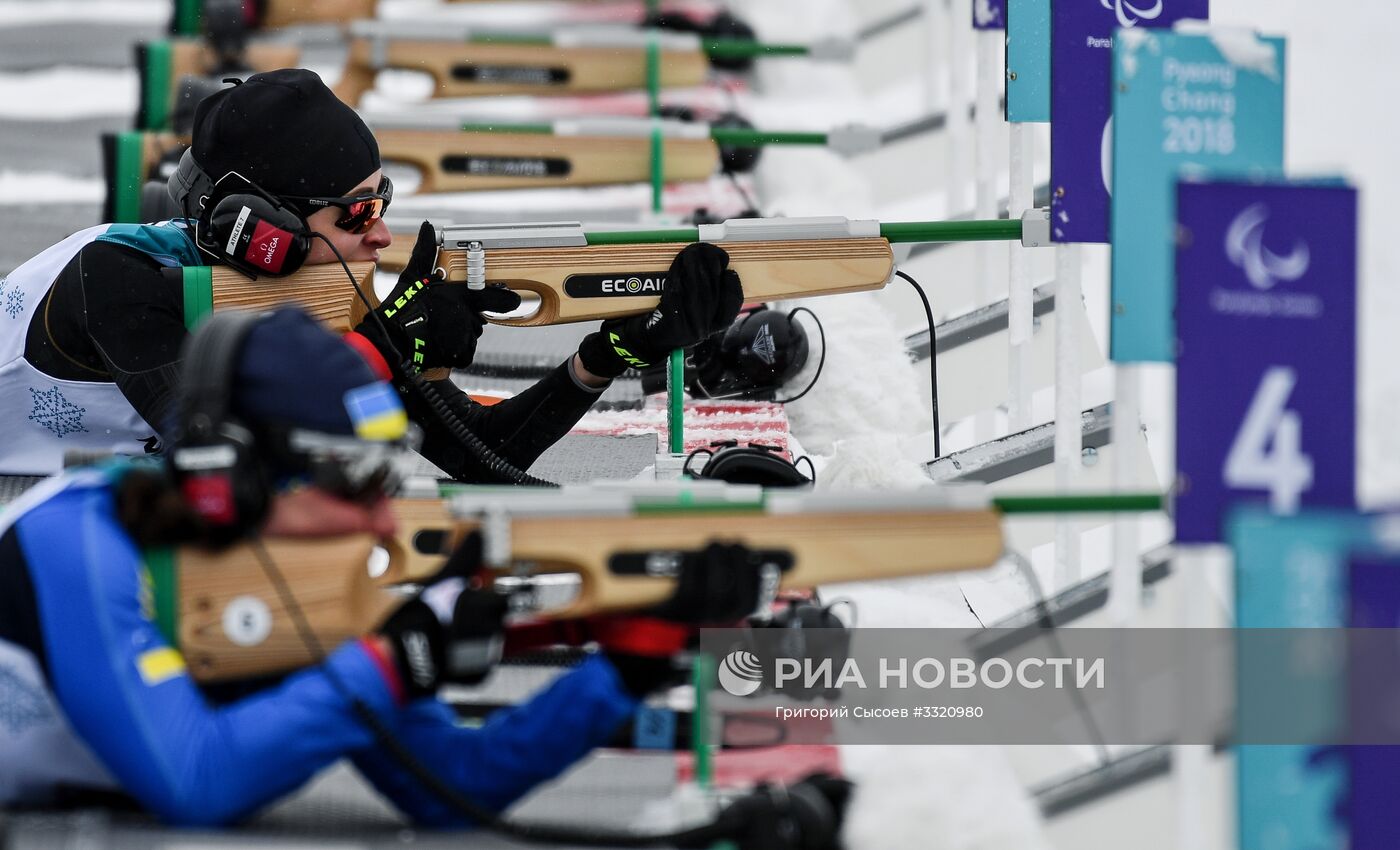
[576,242,744,378]
[357,221,520,372]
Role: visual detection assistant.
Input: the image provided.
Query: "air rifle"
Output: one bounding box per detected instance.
[145,484,1008,682]
[106,115,881,223]
[362,113,884,193]
[175,214,1052,336]
[171,0,727,40]
[333,21,855,105]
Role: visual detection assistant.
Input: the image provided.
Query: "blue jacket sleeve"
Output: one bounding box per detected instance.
[349,654,638,828]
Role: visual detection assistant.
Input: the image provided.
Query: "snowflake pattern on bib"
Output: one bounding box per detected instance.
[0,276,18,320]
[28,387,88,438]
[0,666,52,736]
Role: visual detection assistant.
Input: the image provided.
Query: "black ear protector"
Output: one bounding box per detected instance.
[683,440,815,488]
[167,311,270,545]
[171,148,312,279]
[642,306,820,403]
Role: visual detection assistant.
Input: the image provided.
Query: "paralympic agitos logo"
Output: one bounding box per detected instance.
[564,272,670,298]
[1101,0,1162,28]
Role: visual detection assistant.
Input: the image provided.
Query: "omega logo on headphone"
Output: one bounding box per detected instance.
[193,170,312,279]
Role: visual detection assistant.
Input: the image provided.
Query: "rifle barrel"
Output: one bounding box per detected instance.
[703,38,810,59]
[580,220,1024,247]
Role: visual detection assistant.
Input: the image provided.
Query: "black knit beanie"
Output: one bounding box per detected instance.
[191,69,380,201]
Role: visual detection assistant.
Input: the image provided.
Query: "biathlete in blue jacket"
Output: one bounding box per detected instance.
[0,307,765,827]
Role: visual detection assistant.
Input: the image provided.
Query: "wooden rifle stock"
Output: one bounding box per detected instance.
[153,495,1004,683]
[375,127,719,193]
[188,262,378,333]
[448,237,894,327]
[334,38,710,106]
[199,233,893,330]
[260,0,376,29]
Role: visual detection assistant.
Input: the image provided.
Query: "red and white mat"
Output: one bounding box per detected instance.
[572,397,795,459]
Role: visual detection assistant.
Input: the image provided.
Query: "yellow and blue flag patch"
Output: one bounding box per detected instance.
[136,647,187,686]
[343,382,408,441]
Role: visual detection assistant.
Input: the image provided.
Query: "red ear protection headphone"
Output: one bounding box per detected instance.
[192,170,313,279]
[167,311,270,545]
[170,147,313,279]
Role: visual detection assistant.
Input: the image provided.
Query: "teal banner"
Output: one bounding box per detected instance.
[1006,0,1050,123]
[1108,29,1286,362]
[1230,507,1374,850]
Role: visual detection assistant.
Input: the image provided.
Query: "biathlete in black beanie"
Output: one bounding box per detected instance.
[0,68,741,479]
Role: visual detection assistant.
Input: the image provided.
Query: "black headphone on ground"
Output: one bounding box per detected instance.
[169,147,313,279]
[166,311,271,544]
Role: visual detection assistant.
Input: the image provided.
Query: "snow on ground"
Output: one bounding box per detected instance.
[0,67,136,118]
[0,0,165,25]
[0,170,102,203]
[842,745,1051,850]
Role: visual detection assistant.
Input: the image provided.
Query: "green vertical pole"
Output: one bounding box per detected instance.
[691,653,714,789]
[646,31,664,214]
[110,132,147,224]
[646,29,684,456]
[650,122,665,214]
[181,266,214,330]
[140,40,174,131]
[172,0,202,36]
[646,32,662,118]
[668,349,685,454]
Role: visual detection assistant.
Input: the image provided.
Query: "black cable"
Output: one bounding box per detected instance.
[722,170,760,217]
[312,233,555,487]
[1006,551,1112,764]
[894,270,940,460]
[770,307,825,405]
[793,455,817,484]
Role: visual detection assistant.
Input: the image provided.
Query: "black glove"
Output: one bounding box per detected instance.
[651,541,769,625]
[377,533,509,699]
[577,242,743,379]
[702,773,853,850]
[357,221,521,372]
[595,542,768,695]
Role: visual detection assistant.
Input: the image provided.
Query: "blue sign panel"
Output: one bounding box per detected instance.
[1007,0,1050,122]
[1109,29,1286,361]
[1175,179,1357,543]
[1049,0,1208,243]
[974,0,1007,29]
[1347,555,1400,850]
[1230,507,1372,850]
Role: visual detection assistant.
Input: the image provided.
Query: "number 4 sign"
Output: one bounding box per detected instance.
[1175,178,1357,543]
[1223,366,1314,514]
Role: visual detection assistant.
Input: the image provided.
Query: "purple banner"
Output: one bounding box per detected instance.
[1348,555,1400,850]
[1174,179,1357,543]
[974,0,1007,29]
[1050,0,1208,243]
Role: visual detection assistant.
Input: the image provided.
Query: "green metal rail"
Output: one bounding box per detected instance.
[583,219,1023,247]
[993,493,1165,514]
